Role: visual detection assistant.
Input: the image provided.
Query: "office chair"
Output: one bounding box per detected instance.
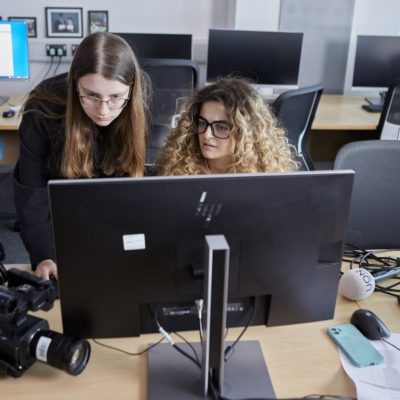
[376,79,400,140]
[271,83,323,171]
[139,58,199,165]
[334,140,400,249]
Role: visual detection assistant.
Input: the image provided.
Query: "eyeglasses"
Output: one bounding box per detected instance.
[78,90,130,111]
[195,116,232,139]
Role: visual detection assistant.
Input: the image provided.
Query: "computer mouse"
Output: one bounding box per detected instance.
[350,309,391,340]
[2,109,15,118]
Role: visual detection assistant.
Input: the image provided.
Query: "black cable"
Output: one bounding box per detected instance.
[382,338,400,352]
[92,337,164,356]
[53,55,63,76]
[42,56,55,81]
[342,244,400,297]
[172,342,201,368]
[172,330,200,365]
[224,298,256,361]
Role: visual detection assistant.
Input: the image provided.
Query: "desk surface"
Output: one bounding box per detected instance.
[0,94,25,131]
[313,95,380,131]
[2,263,399,399]
[0,94,381,132]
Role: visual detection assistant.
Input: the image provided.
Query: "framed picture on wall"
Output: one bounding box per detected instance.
[45,7,83,38]
[8,17,37,37]
[88,11,109,34]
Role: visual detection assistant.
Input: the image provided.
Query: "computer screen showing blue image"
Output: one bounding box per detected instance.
[0,20,30,80]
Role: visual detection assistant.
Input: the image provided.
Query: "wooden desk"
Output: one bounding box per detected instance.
[0,94,25,131]
[0,94,381,133]
[0,94,24,165]
[3,263,398,399]
[0,94,382,165]
[310,95,381,162]
[313,95,380,131]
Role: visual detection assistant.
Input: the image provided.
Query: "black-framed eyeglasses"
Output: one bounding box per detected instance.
[195,116,232,139]
[77,89,130,111]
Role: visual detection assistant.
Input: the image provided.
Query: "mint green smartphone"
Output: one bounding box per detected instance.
[327,324,384,367]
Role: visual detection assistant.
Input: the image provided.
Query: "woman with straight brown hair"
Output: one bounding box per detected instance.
[14,32,149,280]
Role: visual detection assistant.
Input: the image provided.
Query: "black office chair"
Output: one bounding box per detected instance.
[334,140,400,249]
[271,83,323,171]
[139,58,199,165]
[376,79,400,140]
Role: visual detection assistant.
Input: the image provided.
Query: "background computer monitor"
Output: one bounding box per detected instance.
[0,20,29,80]
[113,32,192,59]
[49,171,353,340]
[206,29,303,88]
[352,35,400,90]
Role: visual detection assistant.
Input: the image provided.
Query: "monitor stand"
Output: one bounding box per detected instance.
[363,91,386,113]
[147,235,276,400]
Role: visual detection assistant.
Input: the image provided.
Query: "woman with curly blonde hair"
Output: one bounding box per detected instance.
[156,77,298,175]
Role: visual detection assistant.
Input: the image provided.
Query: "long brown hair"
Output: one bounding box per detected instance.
[63,32,148,177]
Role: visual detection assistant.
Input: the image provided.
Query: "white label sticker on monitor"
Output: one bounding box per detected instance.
[123,234,146,250]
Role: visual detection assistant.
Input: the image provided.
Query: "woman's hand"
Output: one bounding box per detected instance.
[35,259,58,280]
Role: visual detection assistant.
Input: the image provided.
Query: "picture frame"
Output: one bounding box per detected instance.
[88,11,109,34]
[45,7,83,38]
[8,17,37,38]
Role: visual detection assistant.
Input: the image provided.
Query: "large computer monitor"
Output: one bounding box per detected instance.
[206,29,303,90]
[0,20,30,106]
[49,170,353,339]
[113,32,192,59]
[49,171,353,398]
[352,35,400,112]
[352,35,400,91]
[0,20,29,80]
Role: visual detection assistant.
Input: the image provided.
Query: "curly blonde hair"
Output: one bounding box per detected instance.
[156,77,299,175]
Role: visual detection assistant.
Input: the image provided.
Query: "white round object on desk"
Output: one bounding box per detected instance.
[338,268,375,300]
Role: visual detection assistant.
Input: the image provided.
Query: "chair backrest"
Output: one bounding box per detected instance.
[271,83,323,171]
[139,58,199,165]
[377,79,400,140]
[334,140,400,249]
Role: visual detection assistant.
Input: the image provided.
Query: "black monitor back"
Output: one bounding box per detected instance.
[353,35,400,89]
[48,171,353,338]
[206,29,303,85]
[113,32,192,59]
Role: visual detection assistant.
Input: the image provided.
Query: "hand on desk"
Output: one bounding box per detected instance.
[35,258,58,280]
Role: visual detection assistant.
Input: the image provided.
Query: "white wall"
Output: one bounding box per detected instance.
[0,0,232,94]
[2,0,400,96]
[235,0,280,30]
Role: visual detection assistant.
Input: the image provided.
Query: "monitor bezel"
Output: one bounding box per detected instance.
[0,20,30,81]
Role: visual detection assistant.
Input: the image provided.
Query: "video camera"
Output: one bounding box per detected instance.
[0,263,90,377]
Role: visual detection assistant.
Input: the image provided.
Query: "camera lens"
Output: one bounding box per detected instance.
[31,330,91,375]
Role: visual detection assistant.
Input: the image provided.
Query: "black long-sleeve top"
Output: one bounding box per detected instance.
[13,74,111,268]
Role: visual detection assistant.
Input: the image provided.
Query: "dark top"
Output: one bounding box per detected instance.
[13,73,112,269]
